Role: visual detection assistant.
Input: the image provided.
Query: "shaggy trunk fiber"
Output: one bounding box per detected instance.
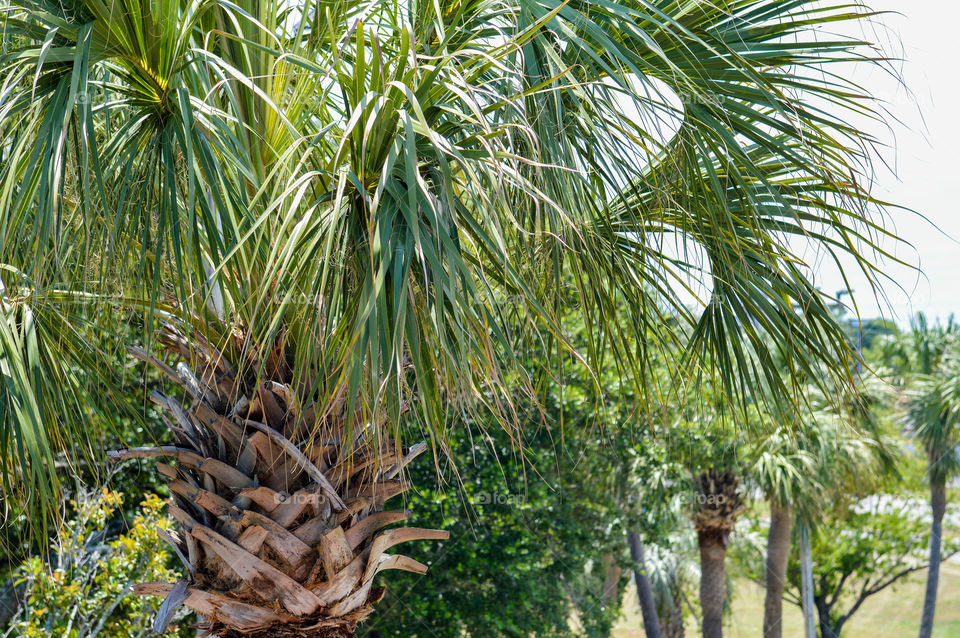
[763,503,793,638]
[628,531,663,638]
[693,469,744,638]
[698,530,726,638]
[918,478,947,638]
[112,326,447,637]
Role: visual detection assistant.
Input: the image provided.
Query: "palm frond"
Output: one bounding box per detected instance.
[0,0,906,522]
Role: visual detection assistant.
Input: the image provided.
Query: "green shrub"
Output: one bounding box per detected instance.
[7,489,191,638]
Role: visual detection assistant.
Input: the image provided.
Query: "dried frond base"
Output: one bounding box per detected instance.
[692,468,745,535]
[210,625,353,638]
[204,589,382,637]
[117,325,445,636]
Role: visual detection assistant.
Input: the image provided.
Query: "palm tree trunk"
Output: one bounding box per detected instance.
[628,531,663,638]
[918,478,947,638]
[114,328,448,637]
[763,503,793,638]
[799,523,817,638]
[698,530,727,638]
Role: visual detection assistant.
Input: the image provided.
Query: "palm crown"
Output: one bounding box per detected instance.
[0,0,898,522]
[903,317,960,484]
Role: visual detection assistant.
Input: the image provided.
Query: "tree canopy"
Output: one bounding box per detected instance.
[0,0,903,527]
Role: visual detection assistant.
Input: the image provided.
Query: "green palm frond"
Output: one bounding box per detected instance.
[909,360,960,484]
[0,0,905,522]
[897,314,960,483]
[748,372,895,515]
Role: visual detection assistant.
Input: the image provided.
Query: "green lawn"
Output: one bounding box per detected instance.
[612,558,960,638]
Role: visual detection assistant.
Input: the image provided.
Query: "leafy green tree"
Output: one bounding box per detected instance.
[366,313,683,638]
[361,410,631,638]
[0,0,904,634]
[6,490,190,637]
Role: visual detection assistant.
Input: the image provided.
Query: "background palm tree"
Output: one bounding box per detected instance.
[692,467,744,638]
[0,0,903,634]
[749,424,818,638]
[749,394,892,638]
[869,313,960,638]
[629,530,664,638]
[642,530,699,638]
[905,333,960,638]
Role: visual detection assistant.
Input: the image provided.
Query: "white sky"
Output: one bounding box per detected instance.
[813,1,960,325]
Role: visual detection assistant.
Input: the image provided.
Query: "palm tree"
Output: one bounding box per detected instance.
[692,468,744,638]
[0,0,901,634]
[642,531,699,638]
[907,353,960,638]
[749,397,891,638]
[749,426,817,638]
[875,313,960,638]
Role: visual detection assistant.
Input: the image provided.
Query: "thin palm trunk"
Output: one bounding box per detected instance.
[799,523,817,638]
[763,503,793,638]
[628,531,663,638]
[918,477,947,638]
[698,530,727,638]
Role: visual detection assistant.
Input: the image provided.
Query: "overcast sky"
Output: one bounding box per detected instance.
[813,1,960,325]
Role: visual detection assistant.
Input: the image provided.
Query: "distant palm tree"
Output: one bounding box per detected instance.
[643,531,699,638]
[629,530,665,638]
[749,426,817,638]
[904,319,960,638]
[692,468,744,638]
[749,394,891,638]
[0,0,901,635]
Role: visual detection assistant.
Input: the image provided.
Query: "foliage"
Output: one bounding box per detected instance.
[644,529,700,636]
[746,396,894,518]
[0,0,904,529]
[864,313,960,488]
[903,329,960,485]
[362,403,636,638]
[4,489,190,638]
[0,315,175,559]
[870,314,959,379]
[907,365,960,485]
[853,319,901,354]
